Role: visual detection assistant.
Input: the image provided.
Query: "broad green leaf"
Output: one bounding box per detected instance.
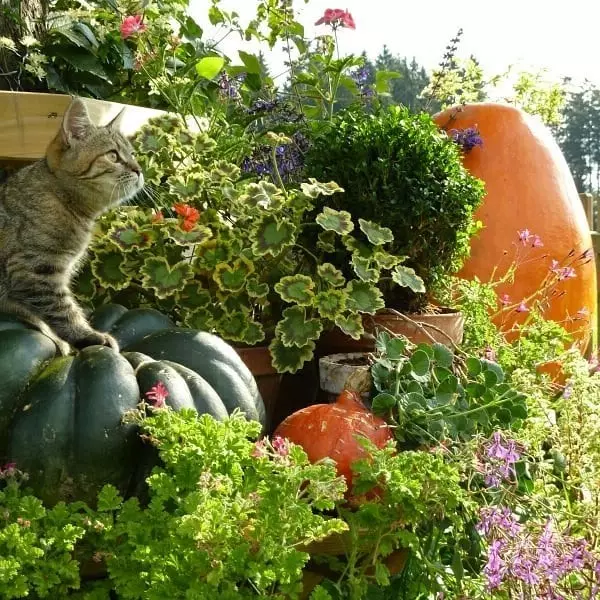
[334,313,364,340]
[482,359,504,383]
[216,311,249,342]
[317,262,345,287]
[177,283,211,307]
[300,178,344,198]
[213,257,254,292]
[372,392,397,414]
[166,225,212,246]
[316,206,354,235]
[384,337,406,360]
[246,278,269,299]
[433,343,454,368]
[195,56,225,80]
[466,357,482,377]
[274,275,315,306]
[345,280,385,314]
[141,257,193,299]
[183,308,215,331]
[317,231,337,253]
[269,336,315,374]
[238,50,261,73]
[410,350,430,377]
[358,218,394,245]
[315,289,346,320]
[243,321,266,345]
[195,241,232,271]
[276,306,323,348]
[375,70,401,94]
[391,265,426,293]
[351,255,379,283]
[91,249,130,291]
[251,215,296,257]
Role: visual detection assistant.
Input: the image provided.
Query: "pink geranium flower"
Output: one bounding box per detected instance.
[146,381,169,408]
[120,15,146,39]
[315,8,356,29]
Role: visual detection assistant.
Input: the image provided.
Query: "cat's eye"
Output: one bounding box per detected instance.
[106,150,119,162]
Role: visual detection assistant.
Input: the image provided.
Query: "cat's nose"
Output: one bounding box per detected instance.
[130,163,141,176]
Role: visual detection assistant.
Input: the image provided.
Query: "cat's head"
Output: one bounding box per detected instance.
[46,98,144,211]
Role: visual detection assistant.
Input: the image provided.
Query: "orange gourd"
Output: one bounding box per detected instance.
[433,103,597,348]
[273,389,393,490]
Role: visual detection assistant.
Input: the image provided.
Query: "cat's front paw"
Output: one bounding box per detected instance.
[73,331,120,352]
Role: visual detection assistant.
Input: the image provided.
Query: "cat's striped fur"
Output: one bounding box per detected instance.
[0,98,143,354]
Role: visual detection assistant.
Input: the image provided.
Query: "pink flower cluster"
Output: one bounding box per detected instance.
[146,381,169,408]
[252,436,290,459]
[315,8,356,29]
[120,15,146,39]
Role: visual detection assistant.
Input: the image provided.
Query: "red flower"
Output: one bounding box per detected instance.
[315,8,356,29]
[146,382,169,408]
[120,15,146,39]
[173,203,200,231]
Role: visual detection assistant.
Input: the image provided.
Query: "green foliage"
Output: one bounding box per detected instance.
[312,443,472,599]
[76,116,418,373]
[99,410,347,598]
[304,105,485,311]
[0,471,88,598]
[371,332,527,447]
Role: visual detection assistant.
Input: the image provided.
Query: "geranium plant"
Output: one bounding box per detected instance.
[75,115,423,373]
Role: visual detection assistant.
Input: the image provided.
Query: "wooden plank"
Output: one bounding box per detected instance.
[0,91,164,161]
[580,192,594,230]
[592,231,600,352]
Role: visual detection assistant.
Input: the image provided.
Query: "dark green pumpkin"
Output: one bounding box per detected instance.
[0,304,265,505]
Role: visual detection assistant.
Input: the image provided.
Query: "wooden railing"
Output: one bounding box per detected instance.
[581,193,600,348]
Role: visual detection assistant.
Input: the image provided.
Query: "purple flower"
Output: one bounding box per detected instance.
[531,234,544,248]
[351,67,369,85]
[558,266,576,280]
[484,539,506,590]
[518,228,532,245]
[272,436,290,456]
[450,127,483,152]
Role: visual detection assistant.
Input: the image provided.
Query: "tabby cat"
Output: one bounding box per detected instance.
[0,97,143,354]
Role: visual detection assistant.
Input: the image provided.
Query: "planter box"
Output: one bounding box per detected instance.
[0,91,164,162]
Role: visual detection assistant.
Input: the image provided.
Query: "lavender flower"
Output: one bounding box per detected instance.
[218,72,246,101]
[479,432,522,488]
[450,127,483,152]
[351,67,369,85]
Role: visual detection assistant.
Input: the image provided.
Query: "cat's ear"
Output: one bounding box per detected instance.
[106,108,126,132]
[61,98,93,144]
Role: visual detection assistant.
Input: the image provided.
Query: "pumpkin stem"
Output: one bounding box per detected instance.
[336,389,367,410]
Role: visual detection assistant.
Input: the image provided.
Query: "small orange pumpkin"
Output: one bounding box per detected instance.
[273,389,393,490]
[433,103,597,348]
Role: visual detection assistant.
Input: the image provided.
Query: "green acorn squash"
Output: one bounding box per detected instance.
[0,304,265,505]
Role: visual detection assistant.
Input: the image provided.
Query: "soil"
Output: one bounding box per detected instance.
[333,355,371,366]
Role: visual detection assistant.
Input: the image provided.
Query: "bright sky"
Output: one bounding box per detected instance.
[190,0,600,88]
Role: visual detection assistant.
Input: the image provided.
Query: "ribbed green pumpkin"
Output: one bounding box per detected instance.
[0,304,265,505]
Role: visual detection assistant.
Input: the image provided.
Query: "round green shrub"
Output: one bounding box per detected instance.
[304,105,485,312]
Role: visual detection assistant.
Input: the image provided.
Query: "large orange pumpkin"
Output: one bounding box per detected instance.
[273,389,393,491]
[433,103,597,348]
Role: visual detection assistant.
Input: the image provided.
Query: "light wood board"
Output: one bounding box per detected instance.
[0,91,164,162]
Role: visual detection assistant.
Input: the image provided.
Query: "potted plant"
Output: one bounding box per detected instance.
[74,115,421,425]
[302,104,486,351]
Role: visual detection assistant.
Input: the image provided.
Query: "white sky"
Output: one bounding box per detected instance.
[190,0,600,88]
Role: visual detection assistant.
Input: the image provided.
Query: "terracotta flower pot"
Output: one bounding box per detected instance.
[318,307,464,357]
